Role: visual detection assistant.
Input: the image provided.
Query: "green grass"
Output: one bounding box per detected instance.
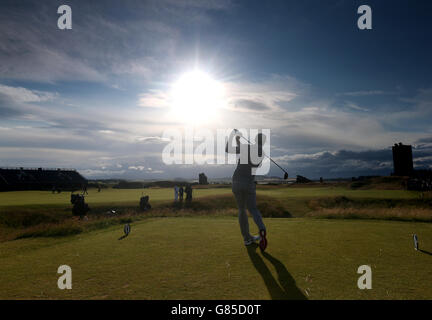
[0,186,431,299]
[0,193,291,241]
[0,187,233,207]
[0,186,420,208]
[0,217,431,299]
[0,188,233,240]
[0,186,421,223]
[0,186,427,241]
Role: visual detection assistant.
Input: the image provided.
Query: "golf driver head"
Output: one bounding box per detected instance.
[284,172,288,180]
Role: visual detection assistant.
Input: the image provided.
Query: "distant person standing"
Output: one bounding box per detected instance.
[174,185,179,201]
[226,129,267,251]
[179,186,184,201]
[185,184,193,202]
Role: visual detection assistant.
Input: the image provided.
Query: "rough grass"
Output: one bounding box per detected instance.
[349,176,408,190]
[15,223,83,239]
[157,194,291,218]
[0,186,427,242]
[0,210,61,228]
[307,196,432,222]
[0,194,291,241]
[309,196,432,210]
[308,208,432,222]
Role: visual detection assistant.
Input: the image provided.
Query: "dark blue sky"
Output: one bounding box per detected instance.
[201,1,431,93]
[0,0,431,179]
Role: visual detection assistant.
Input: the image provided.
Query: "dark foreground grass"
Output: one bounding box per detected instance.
[0,217,431,299]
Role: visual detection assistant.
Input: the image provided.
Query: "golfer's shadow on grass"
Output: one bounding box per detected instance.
[246,245,307,300]
[419,249,432,256]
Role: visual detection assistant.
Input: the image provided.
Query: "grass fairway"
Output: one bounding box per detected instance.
[0,187,233,208]
[1,217,431,300]
[0,187,421,222]
[0,186,420,208]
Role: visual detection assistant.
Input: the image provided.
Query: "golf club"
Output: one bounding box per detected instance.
[233,129,289,180]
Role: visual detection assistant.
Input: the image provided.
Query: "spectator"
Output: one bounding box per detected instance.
[179,186,184,201]
[174,185,179,201]
[185,184,193,202]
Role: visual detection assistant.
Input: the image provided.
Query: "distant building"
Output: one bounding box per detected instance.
[392,143,413,176]
[198,173,208,185]
[0,167,87,191]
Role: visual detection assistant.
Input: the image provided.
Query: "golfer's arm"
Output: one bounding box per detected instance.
[225,132,240,154]
[249,144,264,168]
[250,160,262,168]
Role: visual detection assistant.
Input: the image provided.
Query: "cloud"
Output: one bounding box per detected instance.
[230,99,270,111]
[99,130,115,135]
[0,0,234,84]
[0,101,21,118]
[135,136,170,143]
[224,75,303,113]
[0,84,56,119]
[138,90,171,108]
[0,85,56,103]
[338,90,397,97]
[1,76,431,180]
[133,77,432,167]
[162,0,234,10]
[128,166,146,171]
[0,19,106,83]
[345,101,369,112]
[80,168,126,178]
[271,148,394,178]
[378,87,432,130]
[137,74,303,121]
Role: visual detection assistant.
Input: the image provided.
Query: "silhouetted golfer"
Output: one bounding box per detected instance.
[226,130,267,251]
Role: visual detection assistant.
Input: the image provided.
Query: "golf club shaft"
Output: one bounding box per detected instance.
[268,157,288,175]
[234,130,289,176]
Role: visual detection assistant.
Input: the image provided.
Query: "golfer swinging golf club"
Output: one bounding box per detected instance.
[226,129,268,251]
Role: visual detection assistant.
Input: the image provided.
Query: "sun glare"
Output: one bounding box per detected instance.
[170,70,226,124]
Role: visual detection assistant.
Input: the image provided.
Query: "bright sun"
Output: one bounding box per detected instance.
[170,70,226,124]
